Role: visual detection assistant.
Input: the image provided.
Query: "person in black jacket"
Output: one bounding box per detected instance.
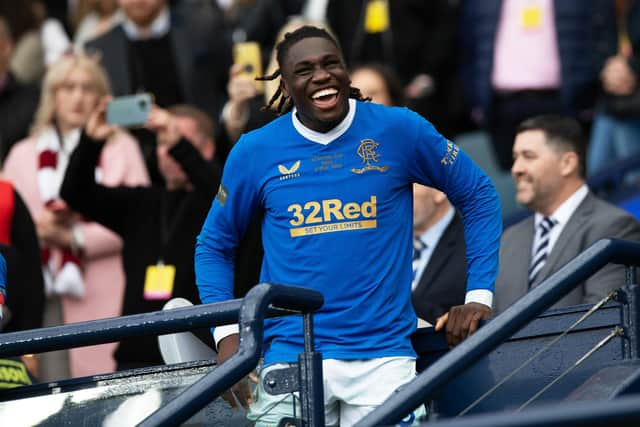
[84,0,231,186]
[587,0,640,176]
[326,0,467,136]
[60,100,220,370]
[0,16,39,163]
[460,0,617,170]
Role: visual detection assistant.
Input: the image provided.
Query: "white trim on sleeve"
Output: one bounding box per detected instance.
[464,289,493,309]
[213,323,239,349]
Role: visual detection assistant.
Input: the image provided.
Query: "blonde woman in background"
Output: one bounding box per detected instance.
[2,53,149,381]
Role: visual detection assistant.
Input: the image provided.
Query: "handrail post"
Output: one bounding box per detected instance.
[354,239,640,427]
[626,265,637,287]
[621,266,640,359]
[299,313,325,427]
[138,284,323,427]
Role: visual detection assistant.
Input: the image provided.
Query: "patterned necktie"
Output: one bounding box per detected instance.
[412,237,427,283]
[528,216,557,287]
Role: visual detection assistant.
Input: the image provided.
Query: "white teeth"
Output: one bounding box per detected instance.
[312,88,338,99]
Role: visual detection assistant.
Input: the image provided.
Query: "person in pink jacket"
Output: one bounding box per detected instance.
[2,53,149,380]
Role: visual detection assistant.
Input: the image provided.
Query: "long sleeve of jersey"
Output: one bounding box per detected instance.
[195,138,259,307]
[402,108,501,298]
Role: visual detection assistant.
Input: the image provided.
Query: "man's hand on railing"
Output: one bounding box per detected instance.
[217,333,258,409]
[434,302,492,347]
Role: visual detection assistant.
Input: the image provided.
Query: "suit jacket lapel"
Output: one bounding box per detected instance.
[170,27,193,105]
[513,216,535,295]
[533,193,594,286]
[418,215,460,289]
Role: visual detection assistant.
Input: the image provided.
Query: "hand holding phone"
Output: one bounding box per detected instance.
[228,63,259,104]
[86,96,118,141]
[106,93,153,128]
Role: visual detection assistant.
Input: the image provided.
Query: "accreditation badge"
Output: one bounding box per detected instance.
[143,262,176,300]
[520,4,543,30]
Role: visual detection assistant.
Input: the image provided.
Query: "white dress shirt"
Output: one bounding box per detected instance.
[532,184,589,258]
[122,7,171,40]
[412,206,455,291]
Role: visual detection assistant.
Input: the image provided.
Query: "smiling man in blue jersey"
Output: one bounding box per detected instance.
[195,26,502,427]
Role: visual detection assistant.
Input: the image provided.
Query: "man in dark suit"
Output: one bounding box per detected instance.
[412,183,467,326]
[325,0,468,136]
[460,0,617,171]
[86,0,230,117]
[494,115,640,313]
[85,0,231,184]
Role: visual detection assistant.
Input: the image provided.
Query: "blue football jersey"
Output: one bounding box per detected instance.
[196,100,501,365]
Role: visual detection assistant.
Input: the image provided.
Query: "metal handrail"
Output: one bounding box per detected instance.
[415,394,640,427]
[138,283,323,427]
[0,300,245,358]
[355,238,640,427]
[0,283,321,359]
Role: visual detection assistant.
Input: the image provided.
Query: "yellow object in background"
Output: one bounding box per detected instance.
[521,4,543,30]
[233,41,264,94]
[619,32,632,58]
[364,0,390,34]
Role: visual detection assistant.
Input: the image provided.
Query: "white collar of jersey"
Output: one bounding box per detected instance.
[291,98,356,145]
[122,7,170,40]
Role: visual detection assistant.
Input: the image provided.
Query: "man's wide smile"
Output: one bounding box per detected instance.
[310,87,340,110]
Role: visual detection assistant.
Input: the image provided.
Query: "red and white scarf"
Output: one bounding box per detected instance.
[36,126,101,298]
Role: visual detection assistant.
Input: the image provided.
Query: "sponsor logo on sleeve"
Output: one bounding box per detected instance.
[216,184,228,206]
[440,141,460,166]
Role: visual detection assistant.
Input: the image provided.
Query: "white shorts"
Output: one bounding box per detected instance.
[247,357,424,427]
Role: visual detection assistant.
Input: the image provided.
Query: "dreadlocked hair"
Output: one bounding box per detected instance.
[257,25,371,115]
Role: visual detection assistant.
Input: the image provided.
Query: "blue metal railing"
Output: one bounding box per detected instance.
[0,283,321,358]
[0,300,246,358]
[356,238,640,427]
[138,283,324,426]
[0,283,323,426]
[416,394,640,427]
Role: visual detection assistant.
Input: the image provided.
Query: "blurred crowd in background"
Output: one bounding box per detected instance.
[0,0,638,386]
